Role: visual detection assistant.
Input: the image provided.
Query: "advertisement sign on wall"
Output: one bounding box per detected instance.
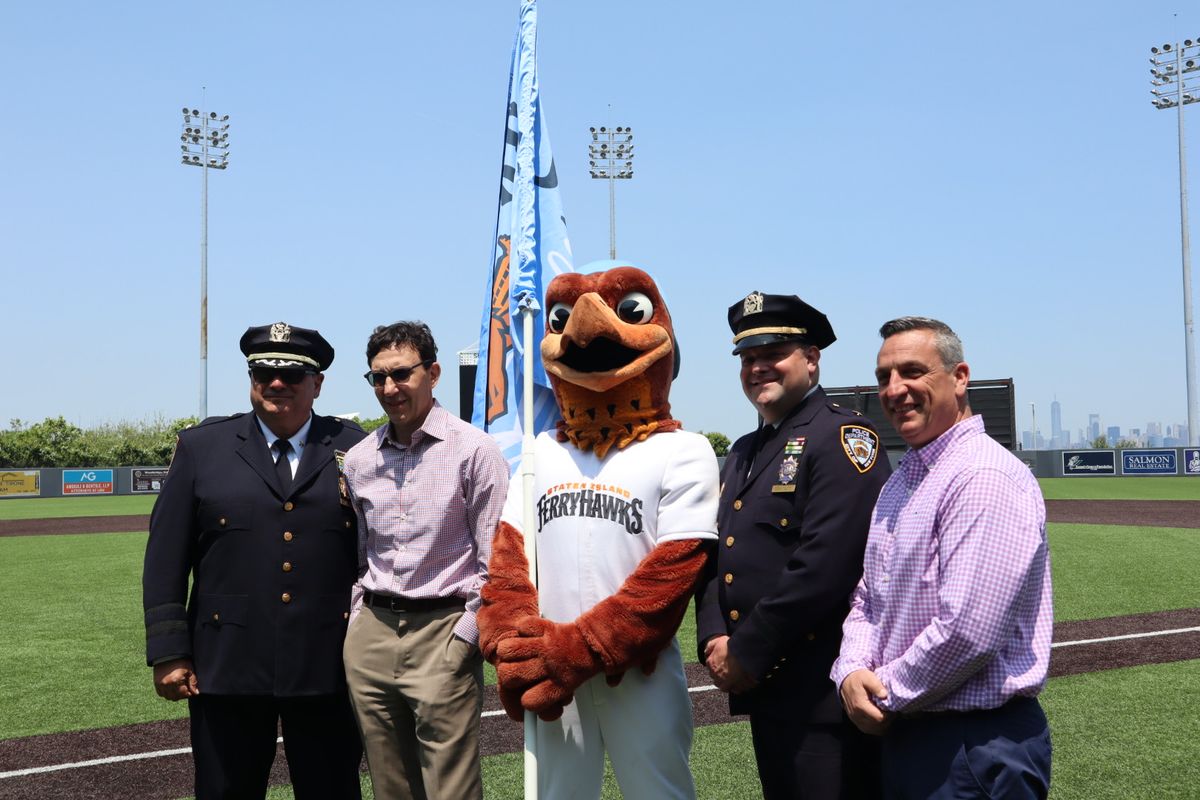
[1062,450,1116,476]
[132,468,170,493]
[1121,449,1178,475]
[0,470,41,497]
[62,469,115,495]
[1184,449,1200,476]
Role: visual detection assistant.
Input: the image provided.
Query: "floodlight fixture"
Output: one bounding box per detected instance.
[1149,38,1200,444]
[588,122,635,258]
[179,98,231,419]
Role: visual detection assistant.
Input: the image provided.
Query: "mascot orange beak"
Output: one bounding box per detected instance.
[542,292,673,394]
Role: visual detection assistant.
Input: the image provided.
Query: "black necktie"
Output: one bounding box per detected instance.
[748,423,778,477]
[756,423,780,453]
[273,439,293,495]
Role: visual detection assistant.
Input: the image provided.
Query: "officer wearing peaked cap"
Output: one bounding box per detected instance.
[143,321,366,799]
[695,292,892,800]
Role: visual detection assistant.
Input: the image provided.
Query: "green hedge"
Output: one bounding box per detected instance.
[0,415,726,467]
[0,416,198,468]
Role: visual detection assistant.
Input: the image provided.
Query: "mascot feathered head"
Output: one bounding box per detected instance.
[542,263,682,458]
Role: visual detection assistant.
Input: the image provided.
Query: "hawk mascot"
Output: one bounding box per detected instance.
[478,264,719,799]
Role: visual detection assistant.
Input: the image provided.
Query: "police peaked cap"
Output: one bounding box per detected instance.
[728,291,836,354]
[239,322,335,371]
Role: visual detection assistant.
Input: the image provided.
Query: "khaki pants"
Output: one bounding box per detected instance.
[344,606,483,800]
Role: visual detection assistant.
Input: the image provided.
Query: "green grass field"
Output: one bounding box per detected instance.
[1,479,1196,798]
[0,494,155,520]
[1038,476,1200,500]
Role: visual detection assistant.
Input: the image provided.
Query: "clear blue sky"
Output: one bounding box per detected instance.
[2,1,1198,442]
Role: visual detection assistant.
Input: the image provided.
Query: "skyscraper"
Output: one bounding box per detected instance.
[1088,414,1101,444]
[1050,399,1063,449]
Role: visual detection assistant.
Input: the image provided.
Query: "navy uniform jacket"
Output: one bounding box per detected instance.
[695,386,891,718]
[143,412,366,696]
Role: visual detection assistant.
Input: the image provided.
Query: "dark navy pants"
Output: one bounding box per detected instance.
[881,697,1051,799]
[189,693,362,800]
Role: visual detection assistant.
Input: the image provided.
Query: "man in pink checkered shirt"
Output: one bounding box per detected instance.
[340,321,509,800]
[831,317,1053,799]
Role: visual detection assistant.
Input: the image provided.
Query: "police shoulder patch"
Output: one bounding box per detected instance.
[840,425,880,473]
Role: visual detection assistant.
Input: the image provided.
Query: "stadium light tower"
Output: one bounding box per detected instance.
[1150,39,1200,445]
[588,125,634,259]
[180,102,230,420]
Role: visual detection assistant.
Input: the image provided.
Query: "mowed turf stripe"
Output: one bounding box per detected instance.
[0,514,150,536]
[2,497,1196,537]
[2,615,1196,800]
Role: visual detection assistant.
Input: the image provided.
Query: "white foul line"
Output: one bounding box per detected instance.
[1051,625,1200,648]
[4,625,1198,780]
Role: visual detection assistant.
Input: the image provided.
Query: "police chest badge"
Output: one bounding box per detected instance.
[772,454,800,493]
[335,449,351,507]
[840,425,880,473]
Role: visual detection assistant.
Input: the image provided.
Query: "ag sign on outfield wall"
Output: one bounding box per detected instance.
[0,470,41,497]
[1186,449,1200,475]
[1121,449,1178,475]
[62,469,114,495]
[1062,450,1116,476]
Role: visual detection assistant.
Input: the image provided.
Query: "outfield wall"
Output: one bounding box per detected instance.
[0,467,168,499]
[2,448,1197,499]
[1018,447,1200,478]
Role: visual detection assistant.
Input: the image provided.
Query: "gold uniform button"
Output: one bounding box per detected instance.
[283,531,294,542]
[218,517,227,527]
[806,633,816,641]
[212,613,219,621]
[283,501,295,511]
[281,593,292,604]
[282,562,293,572]
[725,535,735,547]
[729,609,740,622]
[343,611,350,620]
[724,573,734,585]
[780,518,789,527]
[344,520,352,529]
[733,499,743,511]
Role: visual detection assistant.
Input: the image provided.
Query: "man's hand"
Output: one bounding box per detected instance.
[839,668,892,735]
[153,658,199,701]
[703,635,757,694]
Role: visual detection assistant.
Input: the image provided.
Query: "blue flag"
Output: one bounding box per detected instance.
[472,0,573,470]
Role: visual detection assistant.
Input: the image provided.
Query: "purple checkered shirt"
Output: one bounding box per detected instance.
[343,401,509,645]
[831,415,1053,713]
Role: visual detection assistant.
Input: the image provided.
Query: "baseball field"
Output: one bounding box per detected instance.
[1,477,1197,799]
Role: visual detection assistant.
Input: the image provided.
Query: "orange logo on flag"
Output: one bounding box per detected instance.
[486,236,513,423]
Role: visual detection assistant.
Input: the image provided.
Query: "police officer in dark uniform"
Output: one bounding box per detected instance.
[695,292,891,800]
[143,322,366,800]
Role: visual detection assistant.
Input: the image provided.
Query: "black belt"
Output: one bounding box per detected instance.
[901,695,1039,721]
[362,590,464,613]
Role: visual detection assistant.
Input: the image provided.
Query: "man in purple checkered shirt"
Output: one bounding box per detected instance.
[831,317,1053,799]
[340,321,509,800]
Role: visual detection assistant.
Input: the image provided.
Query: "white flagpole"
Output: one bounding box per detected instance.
[519,304,539,799]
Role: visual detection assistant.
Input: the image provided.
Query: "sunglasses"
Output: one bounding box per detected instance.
[249,367,315,385]
[364,360,433,387]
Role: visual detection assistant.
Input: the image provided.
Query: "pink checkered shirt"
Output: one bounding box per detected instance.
[343,401,509,644]
[831,415,1053,713]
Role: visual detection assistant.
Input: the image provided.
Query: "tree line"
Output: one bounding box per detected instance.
[0,416,730,469]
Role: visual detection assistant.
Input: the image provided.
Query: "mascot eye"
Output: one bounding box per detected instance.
[547,302,573,333]
[616,292,654,324]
